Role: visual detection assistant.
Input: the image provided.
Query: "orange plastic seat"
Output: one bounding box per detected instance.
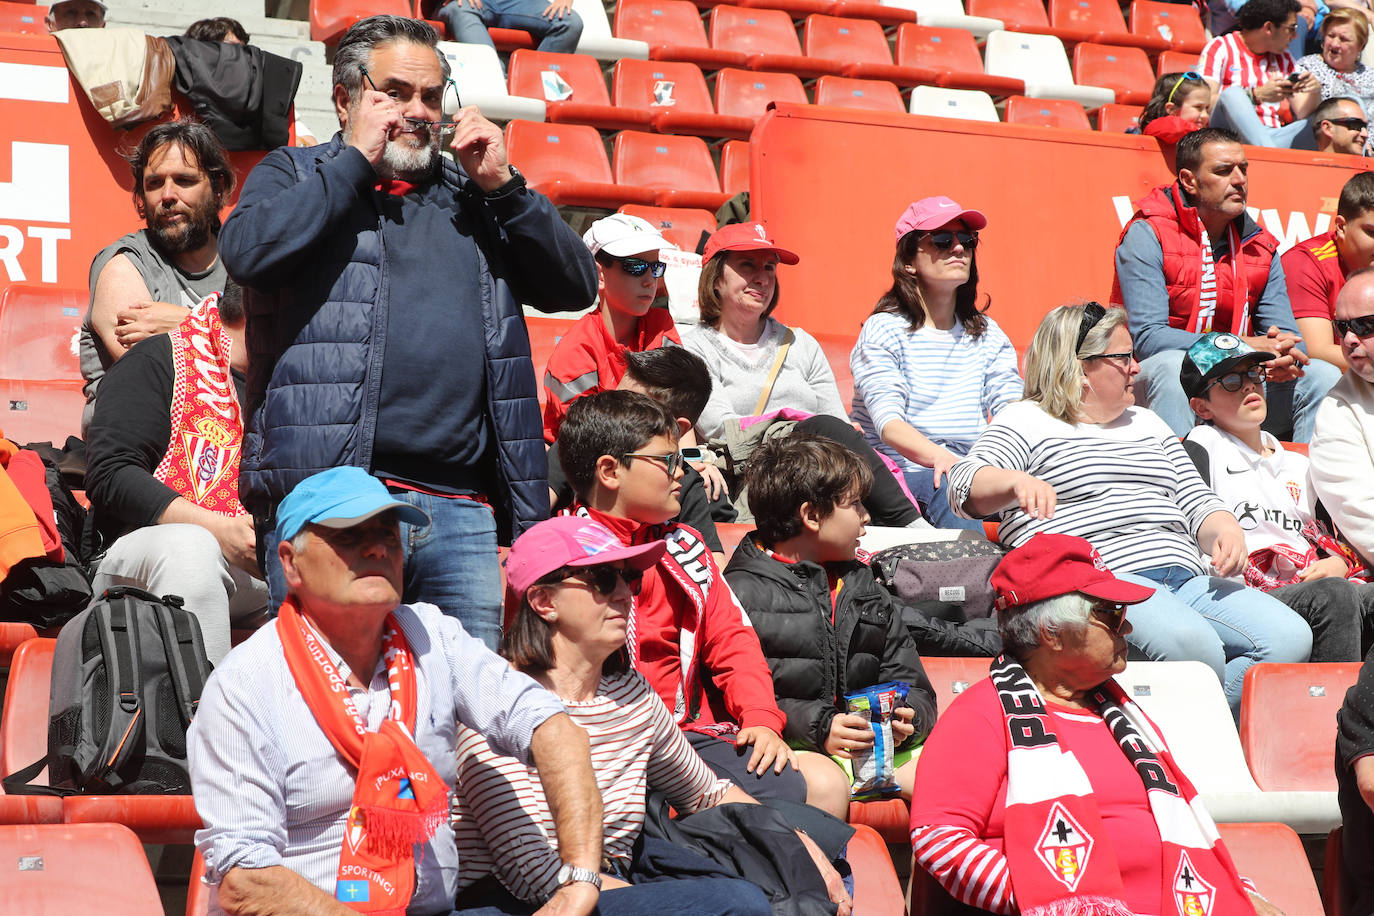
[803,14,940,86]
[0,620,36,669]
[1005,94,1093,128]
[0,1,47,34]
[1096,101,1143,131]
[1073,42,1155,105]
[0,794,62,825]
[714,67,809,121]
[613,58,756,139]
[1049,0,1170,52]
[310,0,411,43]
[710,5,844,80]
[1216,823,1326,916]
[719,139,751,195]
[895,24,1025,97]
[508,50,653,131]
[614,130,733,210]
[1156,47,1199,76]
[618,204,717,252]
[505,120,655,208]
[847,823,906,916]
[1238,662,1361,792]
[62,795,202,845]
[1131,0,1207,54]
[614,0,749,70]
[830,0,918,25]
[716,522,750,561]
[187,848,210,916]
[813,331,855,405]
[814,75,905,111]
[921,655,992,713]
[968,0,1095,44]
[849,796,910,844]
[0,823,163,913]
[0,638,54,785]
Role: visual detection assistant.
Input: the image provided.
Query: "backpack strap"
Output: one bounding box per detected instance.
[149,596,210,727]
[1181,438,1212,487]
[88,587,149,791]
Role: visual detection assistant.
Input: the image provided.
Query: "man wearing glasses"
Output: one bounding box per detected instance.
[219,15,596,649]
[1308,97,1371,156]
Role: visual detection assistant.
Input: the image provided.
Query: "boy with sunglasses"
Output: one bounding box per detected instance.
[543,214,680,443]
[1182,332,1373,661]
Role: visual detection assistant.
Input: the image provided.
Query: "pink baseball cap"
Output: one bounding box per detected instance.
[702,222,799,265]
[894,196,988,240]
[505,515,666,596]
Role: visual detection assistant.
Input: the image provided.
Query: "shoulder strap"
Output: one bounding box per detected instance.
[1181,438,1212,487]
[751,328,795,417]
[90,590,145,791]
[150,596,211,727]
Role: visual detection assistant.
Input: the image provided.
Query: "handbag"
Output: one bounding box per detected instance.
[870,539,1007,622]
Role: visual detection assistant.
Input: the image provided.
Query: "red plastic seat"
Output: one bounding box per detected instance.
[0,381,86,446]
[187,848,210,916]
[1131,0,1207,54]
[614,131,733,210]
[720,139,751,195]
[618,205,717,252]
[612,58,756,139]
[1073,42,1155,105]
[0,823,163,913]
[967,0,1095,45]
[310,0,411,44]
[411,0,535,48]
[1156,47,1199,77]
[0,285,84,383]
[1096,101,1143,131]
[1216,823,1326,916]
[1239,662,1361,791]
[803,14,940,86]
[614,0,749,70]
[1325,826,1354,916]
[813,331,855,405]
[0,638,54,785]
[921,655,992,713]
[710,5,844,80]
[0,620,36,669]
[716,522,750,561]
[0,1,47,34]
[814,75,905,111]
[1005,94,1093,128]
[505,120,655,208]
[63,794,202,845]
[849,796,910,844]
[847,823,906,916]
[714,67,809,121]
[895,24,1025,97]
[508,50,653,131]
[735,0,835,20]
[0,794,62,825]
[830,0,918,26]
[1049,0,1170,52]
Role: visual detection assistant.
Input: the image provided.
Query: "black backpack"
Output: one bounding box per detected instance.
[4,586,213,795]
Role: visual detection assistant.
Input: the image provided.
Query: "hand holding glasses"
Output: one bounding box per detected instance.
[360,64,464,142]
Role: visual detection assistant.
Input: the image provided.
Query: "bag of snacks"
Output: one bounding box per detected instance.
[839,680,910,799]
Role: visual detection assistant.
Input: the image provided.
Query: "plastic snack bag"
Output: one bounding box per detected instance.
[840,680,910,799]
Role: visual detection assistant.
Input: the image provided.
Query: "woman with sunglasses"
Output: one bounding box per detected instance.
[1298,8,1374,152]
[1136,71,1212,142]
[451,515,850,916]
[850,196,1023,531]
[946,302,1311,718]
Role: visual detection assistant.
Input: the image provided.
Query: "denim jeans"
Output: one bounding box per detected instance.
[455,875,772,915]
[1118,566,1312,717]
[264,491,504,651]
[903,467,985,532]
[437,0,583,55]
[1137,347,1340,442]
[1209,86,1315,149]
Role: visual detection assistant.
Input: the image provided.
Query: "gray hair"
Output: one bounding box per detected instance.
[1023,302,1129,424]
[332,16,450,103]
[998,592,1095,660]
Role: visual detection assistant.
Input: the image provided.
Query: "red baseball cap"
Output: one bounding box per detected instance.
[505,515,666,596]
[702,222,800,265]
[991,533,1155,610]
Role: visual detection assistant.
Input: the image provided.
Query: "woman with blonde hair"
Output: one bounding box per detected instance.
[1299,6,1374,148]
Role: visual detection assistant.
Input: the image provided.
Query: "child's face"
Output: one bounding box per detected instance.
[811,490,870,564]
[598,249,662,319]
[1192,361,1268,435]
[610,432,682,525]
[1168,87,1211,127]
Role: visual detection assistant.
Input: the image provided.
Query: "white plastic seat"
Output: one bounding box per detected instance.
[983,29,1115,107]
[882,0,1004,39]
[573,0,651,61]
[909,85,1000,121]
[437,42,546,123]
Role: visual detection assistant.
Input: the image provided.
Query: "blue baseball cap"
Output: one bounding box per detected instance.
[275,467,430,542]
[1180,332,1275,398]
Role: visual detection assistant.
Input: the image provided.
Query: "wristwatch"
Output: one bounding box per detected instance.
[556,863,602,890]
[486,164,527,197]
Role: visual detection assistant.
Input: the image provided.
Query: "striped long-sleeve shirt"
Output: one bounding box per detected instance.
[451,670,732,902]
[1198,33,1296,129]
[947,402,1225,575]
[850,313,1023,472]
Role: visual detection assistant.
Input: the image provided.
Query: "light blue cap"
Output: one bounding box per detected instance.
[275,467,429,542]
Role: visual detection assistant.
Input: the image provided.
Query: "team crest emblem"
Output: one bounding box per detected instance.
[1172,851,1215,916]
[180,430,238,504]
[1036,802,1094,891]
[345,806,366,855]
[1286,481,1302,504]
[754,223,768,240]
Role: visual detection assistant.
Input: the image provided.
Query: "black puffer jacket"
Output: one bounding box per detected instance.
[724,533,937,754]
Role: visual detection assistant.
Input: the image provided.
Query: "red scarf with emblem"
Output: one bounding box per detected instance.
[278,599,448,915]
[152,295,245,517]
[993,655,1252,916]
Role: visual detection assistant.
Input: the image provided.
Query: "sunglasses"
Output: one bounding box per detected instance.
[623,451,685,476]
[1085,350,1134,368]
[1327,117,1369,132]
[1166,70,1204,105]
[1074,301,1108,354]
[552,564,644,598]
[1091,601,1129,634]
[1335,314,1374,338]
[1208,366,1267,392]
[925,230,979,251]
[609,255,667,278]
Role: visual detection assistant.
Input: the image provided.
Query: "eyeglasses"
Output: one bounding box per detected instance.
[1335,314,1374,338]
[550,564,645,598]
[925,230,979,251]
[1074,301,1108,354]
[1208,366,1267,392]
[359,64,462,139]
[1085,350,1135,368]
[623,451,685,476]
[1327,117,1369,132]
[1090,601,1129,634]
[1166,71,1203,105]
[609,256,667,278]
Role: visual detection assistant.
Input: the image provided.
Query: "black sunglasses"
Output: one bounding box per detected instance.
[1327,117,1369,132]
[1208,366,1267,393]
[551,564,644,598]
[609,255,667,278]
[926,230,979,251]
[1335,314,1374,338]
[1091,601,1129,634]
[1075,301,1108,354]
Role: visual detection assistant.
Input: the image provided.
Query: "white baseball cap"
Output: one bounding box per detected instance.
[583,213,671,258]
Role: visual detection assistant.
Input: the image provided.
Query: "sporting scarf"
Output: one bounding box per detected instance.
[992,655,1252,916]
[152,294,245,517]
[278,600,448,914]
[1245,522,1368,590]
[1189,224,1249,337]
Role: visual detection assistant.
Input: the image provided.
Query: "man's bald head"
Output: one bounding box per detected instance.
[1336,267,1374,383]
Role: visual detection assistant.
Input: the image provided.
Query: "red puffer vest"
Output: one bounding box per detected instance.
[1110,183,1278,336]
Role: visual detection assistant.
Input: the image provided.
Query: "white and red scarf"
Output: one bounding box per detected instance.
[992,655,1253,916]
[1189,224,1250,338]
[278,600,448,914]
[152,294,245,517]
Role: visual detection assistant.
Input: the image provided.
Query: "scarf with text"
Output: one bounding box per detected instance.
[1189,224,1249,337]
[992,655,1251,916]
[278,599,448,914]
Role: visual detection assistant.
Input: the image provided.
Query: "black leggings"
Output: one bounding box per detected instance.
[794,415,922,527]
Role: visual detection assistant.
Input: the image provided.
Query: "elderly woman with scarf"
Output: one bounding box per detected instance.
[910,533,1279,916]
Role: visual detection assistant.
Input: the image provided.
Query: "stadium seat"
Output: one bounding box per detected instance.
[1156,48,1199,77]
[0,637,53,784]
[716,522,750,561]
[1005,94,1093,128]
[714,67,810,121]
[613,131,733,210]
[62,794,202,845]
[0,620,36,669]
[618,205,717,251]
[829,0,919,28]
[0,285,83,384]
[709,5,844,80]
[187,849,210,916]
[0,794,62,825]
[895,24,1024,97]
[1072,42,1155,106]
[436,42,547,122]
[568,0,652,60]
[921,656,991,712]
[311,0,412,44]
[1325,826,1353,916]
[1048,0,1170,52]
[612,59,756,139]
[1216,823,1325,916]
[814,75,906,111]
[983,30,1116,108]
[1096,102,1142,131]
[1131,0,1207,55]
[967,0,1095,45]
[508,50,651,131]
[802,14,941,86]
[849,796,911,844]
[504,120,656,208]
[735,0,834,20]
[909,85,1000,121]
[889,0,1004,39]
[846,823,907,916]
[0,823,162,913]
[0,1,46,34]
[614,0,749,71]
[812,332,856,405]
[0,381,86,447]
[1238,662,1361,792]
[720,139,751,195]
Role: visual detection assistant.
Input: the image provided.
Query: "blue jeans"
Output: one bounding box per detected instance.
[903,467,985,532]
[437,0,583,55]
[455,875,772,915]
[263,490,504,650]
[1137,347,1339,442]
[1119,566,1312,717]
[1209,86,1315,149]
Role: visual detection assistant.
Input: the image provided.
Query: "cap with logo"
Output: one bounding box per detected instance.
[505,515,667,596]
[583,213,671,258]
[991,533,1155,611]
[275,467,430,542]
[1179,331,1276,399]
[894,196,988,240]
[702,222,800,265]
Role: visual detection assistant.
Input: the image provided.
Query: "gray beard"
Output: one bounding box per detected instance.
[375,131,440,182]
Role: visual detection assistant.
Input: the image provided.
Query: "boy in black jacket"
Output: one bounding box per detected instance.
[724,434,936,800]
